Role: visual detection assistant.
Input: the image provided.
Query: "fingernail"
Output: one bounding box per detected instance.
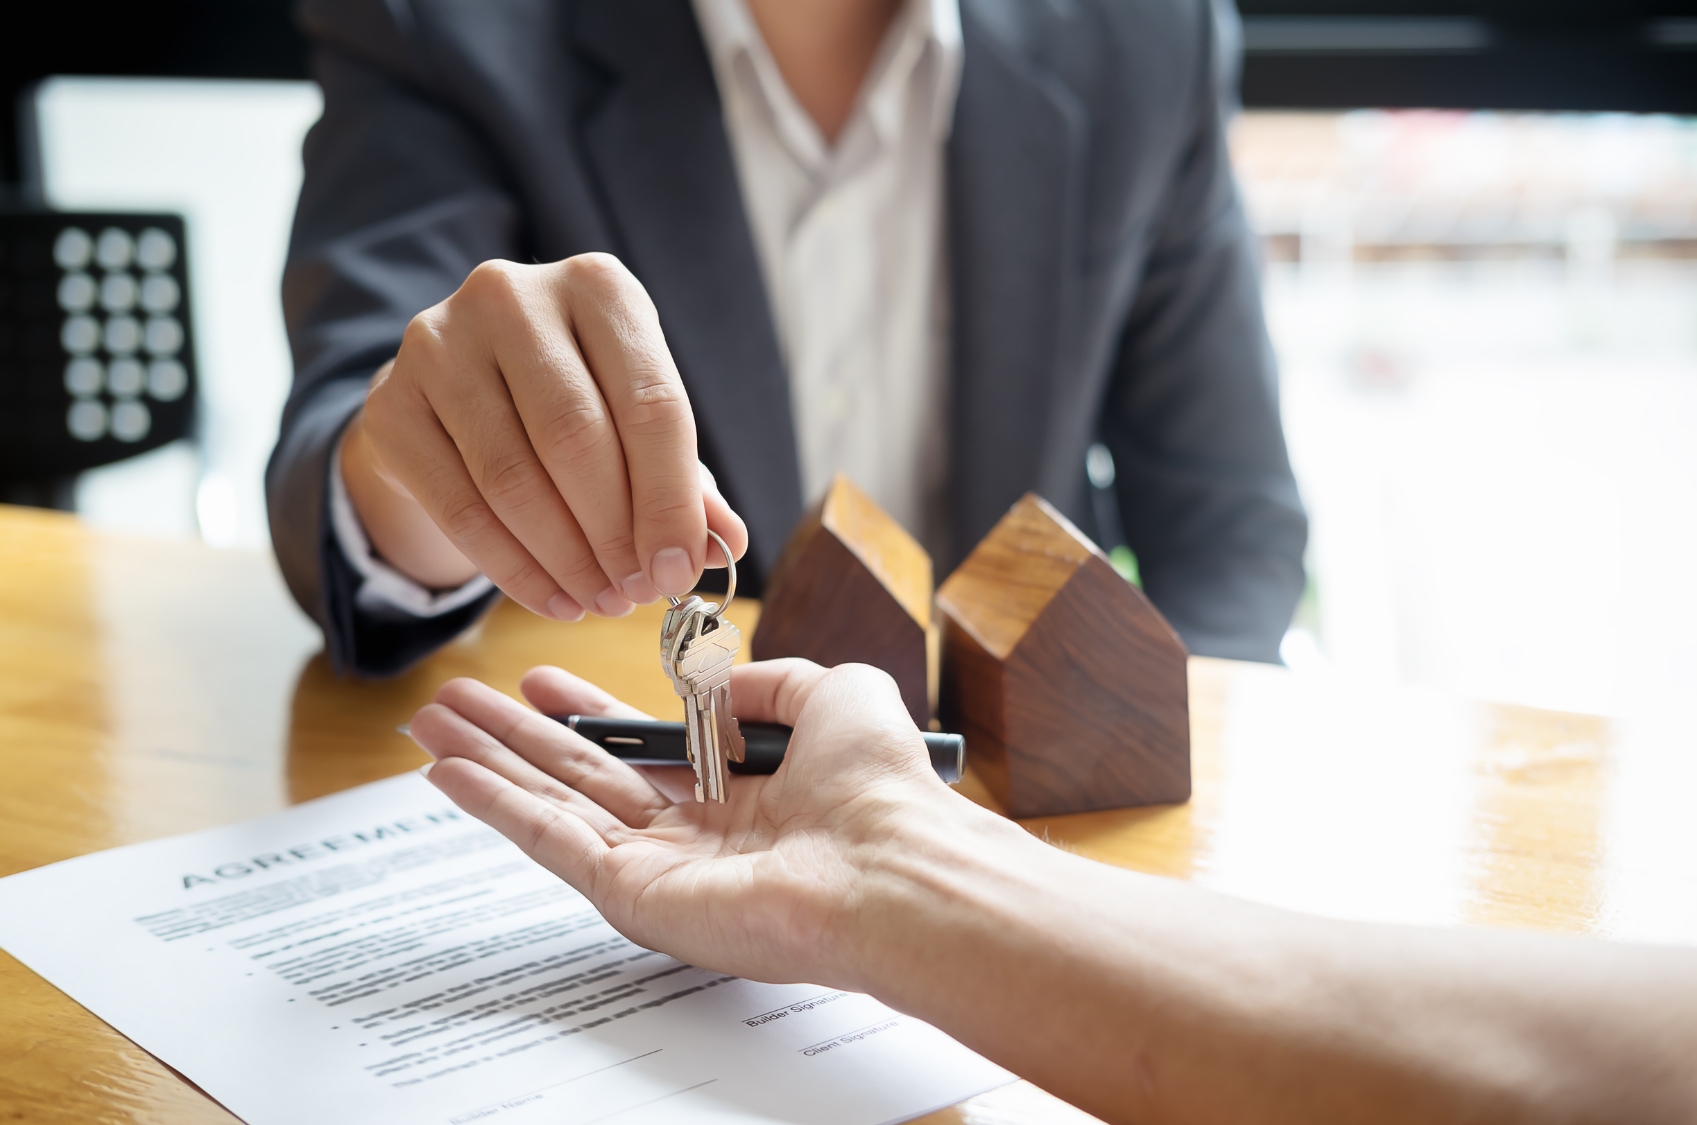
[402,723,440,758]
[650,547,695,597]
[593,587,636,617]
[547,592,585,622]
[620,571,659,603]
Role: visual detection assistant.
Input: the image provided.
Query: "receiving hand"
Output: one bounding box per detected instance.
[340,253,748,618]
[409,659,959,988]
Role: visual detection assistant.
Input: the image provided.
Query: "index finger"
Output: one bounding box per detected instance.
[520,665,655,721]
[428,678,673,830]
[563,255,705,598]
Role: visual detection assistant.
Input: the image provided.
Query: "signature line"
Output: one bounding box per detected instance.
[446,1049,663,1122]
[579,1079,718,1125]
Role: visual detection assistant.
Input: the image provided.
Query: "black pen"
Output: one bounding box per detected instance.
[559,716,965,785]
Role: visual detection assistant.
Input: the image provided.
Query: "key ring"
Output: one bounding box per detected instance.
[666,528,736,614]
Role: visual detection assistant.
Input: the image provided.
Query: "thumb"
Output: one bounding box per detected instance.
[729,659,830,726]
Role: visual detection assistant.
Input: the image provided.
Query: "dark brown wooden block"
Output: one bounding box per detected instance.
[936,493,1190,817]
[752,475,933,727]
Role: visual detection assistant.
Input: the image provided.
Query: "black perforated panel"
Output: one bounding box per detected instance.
[0,212,197,476]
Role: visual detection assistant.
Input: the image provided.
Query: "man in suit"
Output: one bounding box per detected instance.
[268,0,1307,678]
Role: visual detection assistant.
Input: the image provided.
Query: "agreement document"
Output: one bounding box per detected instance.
[0,772,1010,1125]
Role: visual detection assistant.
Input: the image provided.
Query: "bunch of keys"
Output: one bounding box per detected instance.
[660,529,746,803]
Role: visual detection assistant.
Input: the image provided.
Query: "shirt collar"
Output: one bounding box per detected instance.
[864,0,962,148]
[691,0,962,170]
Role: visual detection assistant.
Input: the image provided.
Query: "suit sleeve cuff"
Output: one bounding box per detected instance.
[327,442,495,620]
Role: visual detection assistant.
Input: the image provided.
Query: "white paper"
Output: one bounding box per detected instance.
[0,772,1009,1125]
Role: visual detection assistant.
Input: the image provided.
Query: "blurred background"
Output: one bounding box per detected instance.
[1,1,1694,717]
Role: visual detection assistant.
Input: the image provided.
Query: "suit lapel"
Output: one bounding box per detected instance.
[571,0,802,585]
[946,1,1086,569]
[569,0,1087,579]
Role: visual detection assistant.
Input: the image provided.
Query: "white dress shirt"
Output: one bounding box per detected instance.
[329,442,495,618]
[692,0,961,552]
[332,0,961,611]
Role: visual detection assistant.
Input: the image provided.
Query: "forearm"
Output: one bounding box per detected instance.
[844,805,1268,1121]
[417,659,1697,1121]
[849,797,1697,1124]
[338,377,480,590]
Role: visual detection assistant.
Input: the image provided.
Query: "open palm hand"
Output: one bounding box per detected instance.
[411,658,956,990]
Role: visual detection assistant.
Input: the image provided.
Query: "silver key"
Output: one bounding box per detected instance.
[659,531,745,803]
[676,615,745,802]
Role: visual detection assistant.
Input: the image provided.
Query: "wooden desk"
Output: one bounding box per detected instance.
[4,505,1696,1125]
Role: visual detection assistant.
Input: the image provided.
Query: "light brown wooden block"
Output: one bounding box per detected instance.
[751,475,933,727]
[936,493,1190,817]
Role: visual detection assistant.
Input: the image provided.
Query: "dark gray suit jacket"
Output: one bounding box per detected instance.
[268,0,1307,677]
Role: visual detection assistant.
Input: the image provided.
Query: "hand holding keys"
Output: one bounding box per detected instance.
[660,530,746,802]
